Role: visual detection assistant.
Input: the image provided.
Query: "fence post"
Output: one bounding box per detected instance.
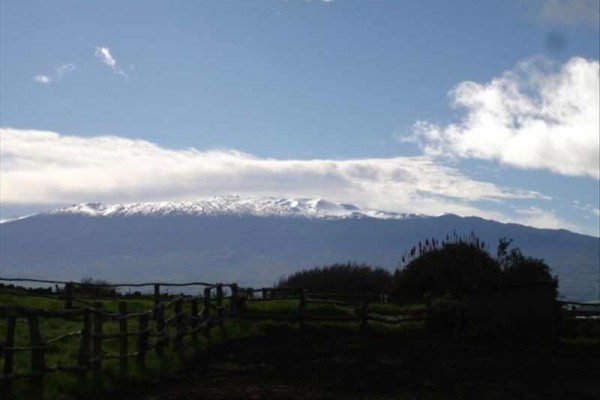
[216,284,224,326]
[361,293,369,331]
[118,302,128,375]
[153,284,161,317]
[298,288,306,330]
[190,298,199,346]
[203,288,211,319]
[64,282,74,309]
[174,299,184,352]
[425,296,432,335]
[230,284,239,315]
[155,304,167,370]
[216,284,224,311]
[552,304,558,345]
[27,314,45,400]
[92,302,104,385]
[203,288,211,337]
[78,308,92,387]
[262,288,268,300]
[1,315,17,399]
[453,304,463,343]
[137,312,149,374]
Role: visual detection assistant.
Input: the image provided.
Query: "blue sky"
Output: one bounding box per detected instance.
[1,0,599,235]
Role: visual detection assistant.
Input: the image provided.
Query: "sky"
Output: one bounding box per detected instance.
[0,0,599,236]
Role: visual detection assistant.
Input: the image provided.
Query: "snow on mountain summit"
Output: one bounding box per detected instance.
[41,196,418,220]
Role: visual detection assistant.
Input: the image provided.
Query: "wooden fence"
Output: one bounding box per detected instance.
[236,287,423,327]
[0,279,242,399]
[0,278,424,399]
[2,278,597,399]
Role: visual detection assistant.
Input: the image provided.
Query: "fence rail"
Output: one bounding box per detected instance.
[0,280,239,399]
[0,279,424,399]
[2,278,597,399]
[0,277,222,288]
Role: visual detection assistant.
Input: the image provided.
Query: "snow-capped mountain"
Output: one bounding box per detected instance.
[1,197,598,301]
[41,197,419,220]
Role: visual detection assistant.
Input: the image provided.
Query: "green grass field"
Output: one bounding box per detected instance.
[0,291,425,400]
[0,292,261,400]
[2,290,598,400]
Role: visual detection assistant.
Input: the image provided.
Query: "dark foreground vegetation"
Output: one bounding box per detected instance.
[1,280,599,400]
[1,235,599,399]
[112,326,600,400]
[281,235,558,303]
[278,262,393,297]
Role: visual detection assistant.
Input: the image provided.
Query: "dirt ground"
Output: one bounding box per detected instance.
[112,327,600,400]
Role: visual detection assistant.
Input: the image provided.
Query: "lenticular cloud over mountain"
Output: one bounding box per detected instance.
[0,127,543,220]
[1,196,598,301]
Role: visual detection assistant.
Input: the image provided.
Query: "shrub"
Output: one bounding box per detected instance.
[392,235,557,303]
[77,278,116,296]
[392,240,502,303]
[277,262,392,297]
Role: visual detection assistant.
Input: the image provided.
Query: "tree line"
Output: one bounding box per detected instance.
[278,234,557,303]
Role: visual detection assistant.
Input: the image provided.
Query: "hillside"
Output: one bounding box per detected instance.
[1,197,598,301]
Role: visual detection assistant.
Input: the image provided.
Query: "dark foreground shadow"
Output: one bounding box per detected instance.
[110,326,600,400]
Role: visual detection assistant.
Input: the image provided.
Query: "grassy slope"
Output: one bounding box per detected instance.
[0,293,418,400]
[2,293,599,400]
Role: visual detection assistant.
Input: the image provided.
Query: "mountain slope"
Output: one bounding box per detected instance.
[1,198,598,301]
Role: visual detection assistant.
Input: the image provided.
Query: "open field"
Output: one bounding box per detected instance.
[112,326,600,400]
[1,284,599,400]
[0,284,423,400]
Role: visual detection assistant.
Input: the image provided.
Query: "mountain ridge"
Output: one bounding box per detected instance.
[1,197,598,301]
[4,197,595,239]
[3,197,423,222]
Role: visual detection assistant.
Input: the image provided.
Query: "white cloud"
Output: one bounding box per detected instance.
[95,47,116,68]
[407,57,600,179]
[573,200,600,218]
[513,206,581,232]
[33,75,52,84]
[540,0,600,29]
[33,63,76,84]
[0,128,548,224]
[95,46,128,78]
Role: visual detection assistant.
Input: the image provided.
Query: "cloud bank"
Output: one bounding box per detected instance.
[407,57,599,179]
[0,128,547,221]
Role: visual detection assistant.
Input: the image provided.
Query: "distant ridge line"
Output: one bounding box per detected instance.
[0,277,227,288]
[38,197,422,221]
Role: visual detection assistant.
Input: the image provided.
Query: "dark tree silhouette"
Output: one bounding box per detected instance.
[277,262,392,296]
[392,241,502,303]
[392,235,557,303]
[78,277,116,296]
[498,240,558,297]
